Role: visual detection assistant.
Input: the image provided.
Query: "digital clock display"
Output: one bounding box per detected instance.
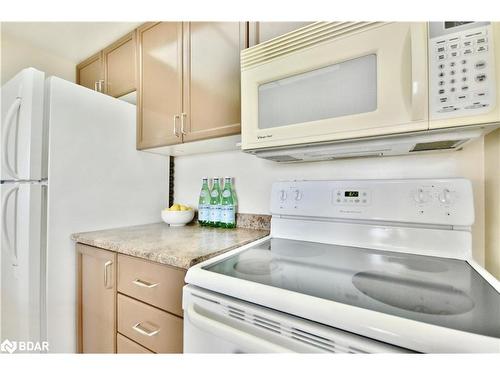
[344,191,359,197]
[444,21,473,29]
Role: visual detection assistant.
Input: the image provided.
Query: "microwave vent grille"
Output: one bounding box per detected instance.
[410,140,465,152]
[241,21,385,70]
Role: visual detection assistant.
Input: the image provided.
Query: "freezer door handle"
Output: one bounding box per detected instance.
[2,185,19,265]
[2,97,22,180]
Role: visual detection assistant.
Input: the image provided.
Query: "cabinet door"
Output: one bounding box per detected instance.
[248,22,312,46]
[136,22,183,149]
[76,52,103,91]
[77,244,116,353]
[181,22,245,142]
[103,32,136,98]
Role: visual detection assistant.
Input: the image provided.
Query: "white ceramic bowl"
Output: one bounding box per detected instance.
[161,209,195,227]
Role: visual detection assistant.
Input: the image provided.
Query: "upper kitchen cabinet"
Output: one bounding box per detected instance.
[103,31,136,98]
[76,52,104,92]
[136,22,246,150]
[181,22,245,142]
[136,22,183,149]
[248,22,312,46]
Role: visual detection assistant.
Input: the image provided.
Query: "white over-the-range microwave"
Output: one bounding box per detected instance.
[240,22,500,162]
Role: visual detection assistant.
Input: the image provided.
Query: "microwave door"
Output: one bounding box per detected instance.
[241,22,429,150]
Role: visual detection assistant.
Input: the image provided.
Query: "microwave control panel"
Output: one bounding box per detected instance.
[429,22,496,120]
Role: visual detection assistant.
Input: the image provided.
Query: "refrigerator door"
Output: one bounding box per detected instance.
[1,182,46,343]
[1,68,45,181]
[44,77,168,352]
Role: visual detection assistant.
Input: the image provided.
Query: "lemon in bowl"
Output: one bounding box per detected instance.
[161,204,195,227]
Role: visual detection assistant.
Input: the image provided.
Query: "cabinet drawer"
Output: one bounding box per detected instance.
[117,333,153,354]
[117,254,185,316]
[117,294,183,353]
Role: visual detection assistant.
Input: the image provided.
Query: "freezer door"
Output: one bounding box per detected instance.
[1,182,46,343]
[1,68,45,181]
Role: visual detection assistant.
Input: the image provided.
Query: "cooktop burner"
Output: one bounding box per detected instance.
[352,270,475,315]
[204,237,500,339]
[234,260,279,275]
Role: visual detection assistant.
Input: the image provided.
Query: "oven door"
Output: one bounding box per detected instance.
[183,285,409,353]
[241,22,429,150]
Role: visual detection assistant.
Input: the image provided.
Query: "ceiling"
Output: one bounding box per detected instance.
[1,22,142,63]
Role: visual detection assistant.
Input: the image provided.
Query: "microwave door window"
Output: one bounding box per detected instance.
[258,54,377,129]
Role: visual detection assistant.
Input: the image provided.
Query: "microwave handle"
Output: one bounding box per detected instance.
[409,23,427,121]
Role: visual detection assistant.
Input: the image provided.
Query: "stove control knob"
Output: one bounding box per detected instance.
[438,188,454,204]
[413,188,430,204]
[279,190,287,202]
[294,189,302,201]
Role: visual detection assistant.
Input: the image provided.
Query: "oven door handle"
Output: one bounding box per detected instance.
[186,304,293,353]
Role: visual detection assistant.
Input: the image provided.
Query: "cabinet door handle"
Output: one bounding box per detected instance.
[132,279,159,288]
[173,114,180,137]
[180,112,187,135]
[132,322,160,337]
[94,81,98,91]
[104,260,113,289]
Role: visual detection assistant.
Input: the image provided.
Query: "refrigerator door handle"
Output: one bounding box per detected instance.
[2,185,19,265]
[2,97,22,180]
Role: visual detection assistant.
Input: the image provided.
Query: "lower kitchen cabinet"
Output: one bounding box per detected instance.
[76,243,185,353]
[117,333,153,354]
[118,294,183,353]
[77,244,117,353]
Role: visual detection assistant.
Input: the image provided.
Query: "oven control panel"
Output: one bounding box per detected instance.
[332,189,371,206]
[428,22,496,120]
[271,179,474,226]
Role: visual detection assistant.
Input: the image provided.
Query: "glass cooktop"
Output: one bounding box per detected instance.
[204,238,500,338]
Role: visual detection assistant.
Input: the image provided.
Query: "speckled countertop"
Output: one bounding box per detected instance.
[71,221,270,270]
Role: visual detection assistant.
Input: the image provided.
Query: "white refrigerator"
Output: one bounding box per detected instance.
[1,68,169,352]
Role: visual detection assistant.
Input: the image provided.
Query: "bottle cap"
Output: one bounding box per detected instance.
[202,177,209,180]
[224,176,232,180]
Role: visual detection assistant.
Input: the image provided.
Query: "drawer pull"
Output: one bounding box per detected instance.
[132,322,160,337]
[132,279,159,288]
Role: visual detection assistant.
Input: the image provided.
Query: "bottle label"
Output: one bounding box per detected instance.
[221,205,235,224]
[222,190,231,198]
[201,191,208,198]
[211,190,219,198]
[210,204,221,222]
[199,204,210,221]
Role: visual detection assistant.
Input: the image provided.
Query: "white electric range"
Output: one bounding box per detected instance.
[183,178,500,353]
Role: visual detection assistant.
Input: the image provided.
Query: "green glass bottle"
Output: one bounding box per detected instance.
[221,177,237,228]
[198,177,211,226]
[209,177,222,227]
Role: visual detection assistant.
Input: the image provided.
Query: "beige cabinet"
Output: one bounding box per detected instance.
[76,52,104,92]
[117,333,153,354]
[136,22,245,150]
[136,22,183,149]
[181,22,245,142]
[248,22,312,46]
[103,31,136,98]
[77,244,116,353]
[76,245,185,354]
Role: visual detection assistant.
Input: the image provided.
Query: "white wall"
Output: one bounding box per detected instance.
[1,29,75,85]
[174,139,486,266]
[485,129,500,278]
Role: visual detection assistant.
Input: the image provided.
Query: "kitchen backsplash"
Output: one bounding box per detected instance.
[174,138,485,265]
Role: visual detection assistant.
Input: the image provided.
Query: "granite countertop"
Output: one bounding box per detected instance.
[71,221,270,270]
